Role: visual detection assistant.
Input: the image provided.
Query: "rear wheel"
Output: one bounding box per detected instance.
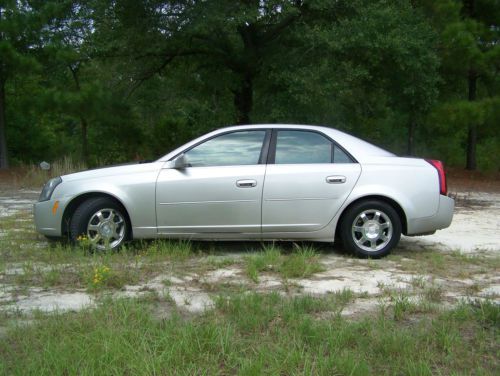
[44,235,60,241]
[339,200,401,258]
[70,197,129,251]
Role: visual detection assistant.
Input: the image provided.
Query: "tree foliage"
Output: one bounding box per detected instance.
[0,0,498,170]
[418,0,500,170]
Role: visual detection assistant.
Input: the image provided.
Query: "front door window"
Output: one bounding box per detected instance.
[185,131,266,167]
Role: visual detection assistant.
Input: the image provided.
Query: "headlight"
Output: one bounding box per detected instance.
[39,177,62,202]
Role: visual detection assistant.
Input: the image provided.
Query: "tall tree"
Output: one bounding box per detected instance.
[0,2,37,169]
[328,0,439,155]
[0,1,62,169]
[93,0,315,125]
[94,0,440,144]
[462,0,499,170]
[418,0,500,169]
[43,1,96,164]
[253,0,439,154]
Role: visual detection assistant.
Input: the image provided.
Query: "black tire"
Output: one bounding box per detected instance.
[339,200,401,258]
[70,197,129,251]
[44,235,61,241]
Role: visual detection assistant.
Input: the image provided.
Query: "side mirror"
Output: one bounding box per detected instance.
[172,154,188,169]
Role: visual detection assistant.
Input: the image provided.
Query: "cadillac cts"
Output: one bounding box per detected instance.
[34,124,454,257]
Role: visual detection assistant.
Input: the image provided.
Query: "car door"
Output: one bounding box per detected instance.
[262,129,361,233]
[156,130,269,234]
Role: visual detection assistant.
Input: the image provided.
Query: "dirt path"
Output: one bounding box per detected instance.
[0,189,38,219]
[400,191,500,253]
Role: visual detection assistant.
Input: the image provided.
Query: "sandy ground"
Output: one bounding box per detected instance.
[0,187,498,316]
[400,191,500,253]
[0,189,39,219]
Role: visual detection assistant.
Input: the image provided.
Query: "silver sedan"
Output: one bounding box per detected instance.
[34,124,454,257]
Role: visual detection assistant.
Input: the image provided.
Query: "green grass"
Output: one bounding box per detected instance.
[143,239,194,261]
[1,202,500,374]
[422,284,444,303]
[0,294,498,375]
[388,248,500,279]
[202,255,238,270]
[245,243,324,282]
[245,244,281,282]
[280,245,324,278]
[0,212,201,292]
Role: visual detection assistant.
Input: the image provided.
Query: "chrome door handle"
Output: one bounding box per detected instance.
[236,179,257,188]
[326,175,346,184]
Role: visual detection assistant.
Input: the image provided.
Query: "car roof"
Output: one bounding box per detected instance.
[157,124,395,163]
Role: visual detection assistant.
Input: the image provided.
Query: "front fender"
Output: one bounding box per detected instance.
[53,172,158,237]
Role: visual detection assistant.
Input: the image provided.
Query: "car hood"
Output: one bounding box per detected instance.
[61,161,164,182]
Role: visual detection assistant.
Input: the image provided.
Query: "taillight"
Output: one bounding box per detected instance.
[426,159,447,196]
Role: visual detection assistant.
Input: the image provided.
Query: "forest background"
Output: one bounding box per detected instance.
[0,0,498,171]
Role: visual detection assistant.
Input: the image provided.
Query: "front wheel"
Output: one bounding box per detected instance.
[70,197,129,251]
[339,200,401,258]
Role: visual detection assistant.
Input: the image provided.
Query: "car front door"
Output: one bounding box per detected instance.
[262,129,361,233]
[156,130,269,235]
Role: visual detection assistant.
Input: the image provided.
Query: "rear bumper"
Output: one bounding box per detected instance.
[407,195,454,235]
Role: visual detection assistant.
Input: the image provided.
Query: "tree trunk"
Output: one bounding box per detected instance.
[233,73,253,125]
[0,7,7,169]
[69,65,90,165]
[466,70,477,170]
[80,116,89,165]
[0,77,8,169]
[465,0,477,171]
[407,116,416,156]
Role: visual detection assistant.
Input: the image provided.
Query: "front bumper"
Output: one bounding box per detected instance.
[407,195,455,235]
[33,198,69,237]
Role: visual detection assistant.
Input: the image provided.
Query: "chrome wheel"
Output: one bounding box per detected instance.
[87,208,126,250]
[351,209,393,252]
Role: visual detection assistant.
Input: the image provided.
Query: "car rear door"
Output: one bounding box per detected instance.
[262,129,361,233]
[156,130,269,234]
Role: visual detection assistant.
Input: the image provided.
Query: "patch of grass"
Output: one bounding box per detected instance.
[422,284,444,303]
[1,211,203,294]
[409,275,427,289]
[202,255,238,270]
[83,260,142,292]
[136,290,162,304]
[392,293,415,321]
[245,244,323,282]
[406,276,444,305]
[395,249,500,280]
[364,258,383,270]
[2,253,143,292]
[41,267,63,287]
[161,278,173,287]
[280,245,324,279]
[13,262,36,285]
[464,282,484,296]
[144,240,194,261]
[1,295,498,375]
[465,299,500,327]
[357,291,370,299]
[245,244,282,282]
[381,287,438,321]
[332,288,356,308]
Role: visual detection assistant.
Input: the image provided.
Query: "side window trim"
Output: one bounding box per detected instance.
[267,129,278,164]
[268,129,358,165]
[171,129,270,167]
[258,130,272,165]
[332,141,357,164]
